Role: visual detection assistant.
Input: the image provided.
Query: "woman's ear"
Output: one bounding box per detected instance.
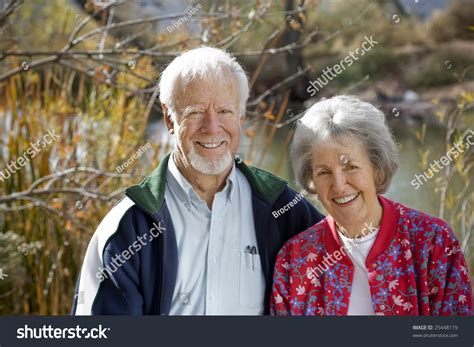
[374,169,384,194]
[162,104,174,134]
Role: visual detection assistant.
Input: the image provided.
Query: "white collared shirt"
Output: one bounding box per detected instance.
[165,156,265,315]
[339,229,379,315]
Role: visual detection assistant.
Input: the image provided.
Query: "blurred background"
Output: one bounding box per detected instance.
[0,0,473,315]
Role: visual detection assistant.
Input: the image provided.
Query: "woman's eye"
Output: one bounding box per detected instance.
[346,165,358,171]
[317,171,329,176]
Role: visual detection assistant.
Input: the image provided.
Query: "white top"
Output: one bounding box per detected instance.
[339,228,379,315]
[165,156,265,315]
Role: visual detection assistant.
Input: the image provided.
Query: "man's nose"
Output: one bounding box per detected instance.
[201,109,221,133]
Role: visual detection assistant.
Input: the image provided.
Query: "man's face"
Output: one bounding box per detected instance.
[165,73,243,175]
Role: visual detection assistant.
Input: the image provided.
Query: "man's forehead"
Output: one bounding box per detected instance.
[176,77,241,106]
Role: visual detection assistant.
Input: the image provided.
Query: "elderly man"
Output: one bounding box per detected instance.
[72,47,324,315]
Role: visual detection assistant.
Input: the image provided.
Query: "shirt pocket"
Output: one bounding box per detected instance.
[239,251,265,311]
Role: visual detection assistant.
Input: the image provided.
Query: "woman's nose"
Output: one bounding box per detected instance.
[332,171,348,193]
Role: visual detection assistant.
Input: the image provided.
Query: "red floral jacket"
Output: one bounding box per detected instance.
[271,196,472,316]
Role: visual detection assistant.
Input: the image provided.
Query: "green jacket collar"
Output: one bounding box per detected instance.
[125,153,288,215]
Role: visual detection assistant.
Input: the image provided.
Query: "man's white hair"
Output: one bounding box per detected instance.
[159,46,249,120]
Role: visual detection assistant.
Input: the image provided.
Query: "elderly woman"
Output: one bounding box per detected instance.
[271,95,472,316]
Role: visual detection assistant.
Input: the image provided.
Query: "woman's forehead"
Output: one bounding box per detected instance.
[313,137,368,161]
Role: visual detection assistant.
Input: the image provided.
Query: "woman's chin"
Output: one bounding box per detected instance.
[328,201,367,229]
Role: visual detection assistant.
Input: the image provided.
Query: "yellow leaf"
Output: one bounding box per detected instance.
[246,128,256,138]
[298,12,307,23]
[263,111,276,120]
[289,20,301,31]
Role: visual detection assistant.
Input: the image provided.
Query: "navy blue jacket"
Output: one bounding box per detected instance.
[72,154,324,315]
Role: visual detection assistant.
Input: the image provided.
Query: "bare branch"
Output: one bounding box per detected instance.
[247,65,312,107]
[0,55,59,82]
[0,0,23,28]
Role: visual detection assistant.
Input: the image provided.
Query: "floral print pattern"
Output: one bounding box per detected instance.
[271,196,472,316]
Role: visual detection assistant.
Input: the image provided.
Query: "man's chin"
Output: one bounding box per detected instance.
[188,150,233,175]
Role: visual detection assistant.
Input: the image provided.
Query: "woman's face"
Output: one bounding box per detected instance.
[311,136,381,232]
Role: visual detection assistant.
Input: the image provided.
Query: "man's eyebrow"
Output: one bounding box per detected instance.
[181,106,204,113]
[217,103,236,108]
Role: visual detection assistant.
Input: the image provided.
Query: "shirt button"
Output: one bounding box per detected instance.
[380,304,385,310]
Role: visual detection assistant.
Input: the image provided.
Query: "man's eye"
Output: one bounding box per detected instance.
[219,109,233,114]
[316,170,329,176]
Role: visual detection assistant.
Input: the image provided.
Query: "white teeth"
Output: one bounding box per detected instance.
[334,193,359,204]
[198,141,223,148]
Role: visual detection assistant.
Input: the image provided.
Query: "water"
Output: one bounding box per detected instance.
[387,121,447,216]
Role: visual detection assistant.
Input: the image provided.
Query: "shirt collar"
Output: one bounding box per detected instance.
[166,154,236,208]
[324,195,399,265]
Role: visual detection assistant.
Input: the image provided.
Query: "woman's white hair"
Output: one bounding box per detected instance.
[291,95,399,194]
[159,46,249,119]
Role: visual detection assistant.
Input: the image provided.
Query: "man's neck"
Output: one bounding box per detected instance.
[172,151,232,209]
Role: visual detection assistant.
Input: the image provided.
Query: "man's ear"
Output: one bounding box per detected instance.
[162,104,174,134]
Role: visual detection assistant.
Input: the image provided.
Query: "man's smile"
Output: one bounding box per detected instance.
[195,140,226,149]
